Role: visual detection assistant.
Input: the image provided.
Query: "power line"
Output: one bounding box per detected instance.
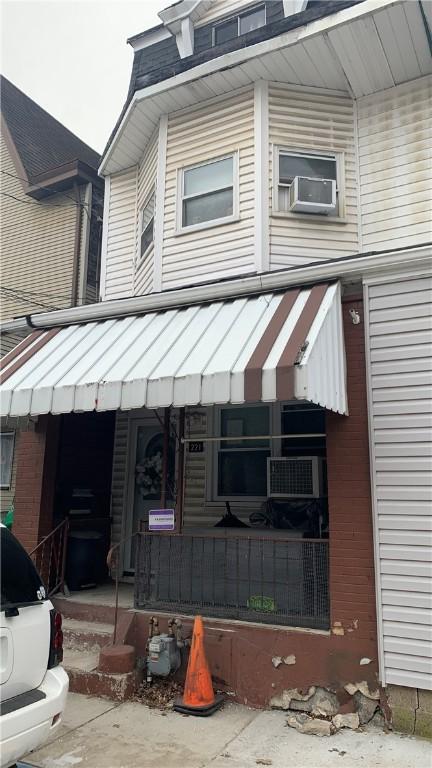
[0,287,61,312]
[1,169,92,217]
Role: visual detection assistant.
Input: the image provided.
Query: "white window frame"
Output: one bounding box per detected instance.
[212,4,266,46]
[272,146,346,221]
[210,403,281,503]
[176,152,239,235]
[0,431,15,490]
[137,189,155,262]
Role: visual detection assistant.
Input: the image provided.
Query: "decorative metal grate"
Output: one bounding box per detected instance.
[134,532,329,630]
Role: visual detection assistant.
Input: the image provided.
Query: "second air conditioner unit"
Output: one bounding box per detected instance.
[267,456,325,499]
[289,176,336,214]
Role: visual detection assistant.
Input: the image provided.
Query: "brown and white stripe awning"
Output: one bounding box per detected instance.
[0,282,347,416]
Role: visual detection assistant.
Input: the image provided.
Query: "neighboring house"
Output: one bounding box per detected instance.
[0,75,104,517]
[0,0,431,735]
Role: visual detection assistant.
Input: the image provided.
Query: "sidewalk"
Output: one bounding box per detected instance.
[28,693,431,768]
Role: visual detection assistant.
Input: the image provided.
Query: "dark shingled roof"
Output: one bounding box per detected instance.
[103,0,364,161]
[1,75,100,181]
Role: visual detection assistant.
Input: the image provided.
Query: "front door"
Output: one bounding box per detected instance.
[125,420,175,572]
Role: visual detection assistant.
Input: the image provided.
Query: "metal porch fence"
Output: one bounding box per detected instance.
[134,532,329,630]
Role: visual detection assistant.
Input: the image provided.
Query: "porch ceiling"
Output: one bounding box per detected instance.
[0,282,347,416]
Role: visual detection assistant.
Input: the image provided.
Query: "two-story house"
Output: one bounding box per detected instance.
[0,76,104,524]
[1,0,431,734]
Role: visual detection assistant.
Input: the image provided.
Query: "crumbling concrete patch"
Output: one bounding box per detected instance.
[289,688,339,717]
[354,691,379,725]
[283,655,296,665]
[287,713,335,737]
[360,657,372,665]
[344,681,380,700]
[270,687,315,710]
[332,713,360,730]
[272,657,283,668]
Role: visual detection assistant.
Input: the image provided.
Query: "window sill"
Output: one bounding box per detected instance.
[174,214,240,237]
[271,210,348,225]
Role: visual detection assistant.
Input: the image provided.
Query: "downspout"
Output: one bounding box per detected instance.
[71,183,83,307]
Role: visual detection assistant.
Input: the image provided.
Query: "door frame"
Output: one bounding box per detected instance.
[122,413,177,574]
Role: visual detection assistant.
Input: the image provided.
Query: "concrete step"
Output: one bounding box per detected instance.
[54,596,122,624]
[63,618,114,652]
[62,648,140,701]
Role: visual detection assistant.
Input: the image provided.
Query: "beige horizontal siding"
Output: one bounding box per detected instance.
[104,167,137,300]
[268,85,359,269]
[162,89,255,290]
[358,77,432,250]
[0,135,78,321]
[134,130,158,296]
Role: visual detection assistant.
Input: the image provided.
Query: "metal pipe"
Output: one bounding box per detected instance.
[181,433,326,443]
[160,407,170,509]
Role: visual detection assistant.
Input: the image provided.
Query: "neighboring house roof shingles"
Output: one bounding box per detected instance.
[1,75,100,182]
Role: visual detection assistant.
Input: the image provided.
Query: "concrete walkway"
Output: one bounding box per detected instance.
[28,693,430,768]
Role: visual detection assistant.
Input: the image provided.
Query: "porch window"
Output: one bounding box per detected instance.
[0,431,15,489]
[139,191,155,259]
[275,148,341,216]
[216,405,270,497]
[179,154,237,231]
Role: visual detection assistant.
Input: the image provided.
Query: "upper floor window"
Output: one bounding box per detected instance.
[213,5,266,46]
[275,148,342,218]
[178,154,238,232]
[139,191,155,258]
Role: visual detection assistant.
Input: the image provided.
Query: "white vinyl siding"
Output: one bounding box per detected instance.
[104,167,137,300]
[0,135,78,321]
[268,85,358,268]
[365,273,432,691]
[195,0,257,27]
[358,77,432,251]
[135,131,158,296]
[162,89,255,290]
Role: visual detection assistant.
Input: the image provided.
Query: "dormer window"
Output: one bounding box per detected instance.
[213,5,266,46]
[139,190,155,258]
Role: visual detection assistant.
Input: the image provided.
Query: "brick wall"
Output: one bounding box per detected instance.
[13,415,60,552]
[327,295,377,644]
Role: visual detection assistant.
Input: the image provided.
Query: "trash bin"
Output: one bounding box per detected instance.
[65,531,106,591]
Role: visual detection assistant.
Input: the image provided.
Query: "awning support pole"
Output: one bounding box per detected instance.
[176,409,185,533]
[160,407,170,509]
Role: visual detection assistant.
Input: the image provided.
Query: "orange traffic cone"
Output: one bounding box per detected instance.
[174,616,224,716]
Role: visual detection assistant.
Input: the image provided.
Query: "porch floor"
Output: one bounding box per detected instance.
[62,582,134,609]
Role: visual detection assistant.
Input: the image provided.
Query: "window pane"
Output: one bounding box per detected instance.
[140,219,154,256]
[0,433,14,488]
[221,406,269,448]
[1,528,46,609]
[141,195,154,232]
[183,188,233,227]
[240,7,265,34]
[218,450,270,496]
[184,157,233,197]
[214,18,238,44]
[279,154,336,184]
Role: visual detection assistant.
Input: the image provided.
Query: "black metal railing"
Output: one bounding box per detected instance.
[134,532,329,630]
[30,517,69,597]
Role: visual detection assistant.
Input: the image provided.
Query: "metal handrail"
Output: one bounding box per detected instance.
[106,531,138,644]
[30,517,69,597]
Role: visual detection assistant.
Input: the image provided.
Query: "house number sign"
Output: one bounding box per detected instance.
[188,441,204,453]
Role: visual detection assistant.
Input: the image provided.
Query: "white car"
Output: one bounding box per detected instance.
[0,524,69,767]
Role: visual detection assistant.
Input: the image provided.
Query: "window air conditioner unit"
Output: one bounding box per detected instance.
[289,176,336,214]
[267,457,324,498]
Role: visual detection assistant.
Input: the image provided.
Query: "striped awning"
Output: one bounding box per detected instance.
[0,282,347,416]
